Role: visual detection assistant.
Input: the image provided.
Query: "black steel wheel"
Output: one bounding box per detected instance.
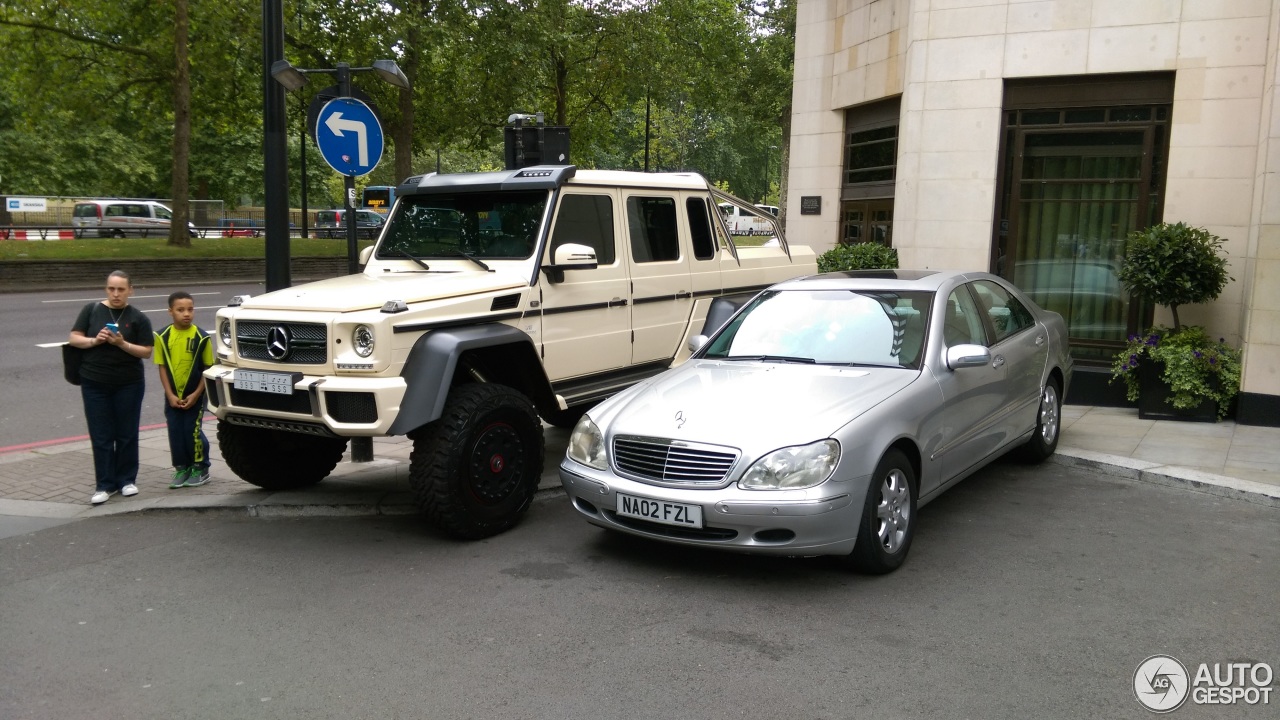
[216,420,347,490]
[408,384,544,539]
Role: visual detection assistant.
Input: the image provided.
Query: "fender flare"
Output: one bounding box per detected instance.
[387,324,551,435]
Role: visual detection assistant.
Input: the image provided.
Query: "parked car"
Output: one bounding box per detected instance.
[717,202,779,236]
[560,269,1073,573]
[218,218,263,237]
[71,200,196,238]
[315,209,385,238]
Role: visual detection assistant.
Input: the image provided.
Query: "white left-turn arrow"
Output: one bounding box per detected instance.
[324,111,369,166]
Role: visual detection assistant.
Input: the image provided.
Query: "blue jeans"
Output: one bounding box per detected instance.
[80,378,145,492]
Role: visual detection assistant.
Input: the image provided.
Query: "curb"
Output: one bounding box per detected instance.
[1051,447,1280,508]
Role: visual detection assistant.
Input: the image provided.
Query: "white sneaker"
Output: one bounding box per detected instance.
[90,490,115,505]
[121,484,139,497]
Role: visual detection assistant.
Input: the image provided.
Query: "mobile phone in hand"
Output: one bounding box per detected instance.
[105,322,119,333]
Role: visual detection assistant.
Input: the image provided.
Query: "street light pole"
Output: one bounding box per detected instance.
[262,0,291,291]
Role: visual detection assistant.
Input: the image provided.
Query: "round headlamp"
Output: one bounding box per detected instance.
[353,324,375,358]
[218,319,232,347]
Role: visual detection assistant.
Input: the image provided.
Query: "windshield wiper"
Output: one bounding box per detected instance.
[452,250,492,272]
[386,246,431,271]
[718,355,816,364]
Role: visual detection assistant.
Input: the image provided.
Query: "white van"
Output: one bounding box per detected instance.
[72,200,195,238]
[717,202,780,236]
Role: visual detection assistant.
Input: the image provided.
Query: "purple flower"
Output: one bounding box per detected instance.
[1209,357,1217,365]
[1128,335,1138,342]
[1193,351,1202,358]
[1146,334,1160,346]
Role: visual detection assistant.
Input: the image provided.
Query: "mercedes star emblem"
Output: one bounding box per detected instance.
[266,325,292,360]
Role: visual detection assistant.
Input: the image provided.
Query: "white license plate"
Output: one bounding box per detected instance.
[233,369,295,395]
[616,493,703,529]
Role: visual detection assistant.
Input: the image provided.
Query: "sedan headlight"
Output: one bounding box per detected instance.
[567,415,608,470]
[738,440,840,490]
[352,324,375,358]
[218,319,232,347]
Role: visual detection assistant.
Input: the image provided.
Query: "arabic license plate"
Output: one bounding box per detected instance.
[616,493,703,529]
[233,369,295,395]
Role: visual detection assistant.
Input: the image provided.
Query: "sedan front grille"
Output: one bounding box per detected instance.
[237,321,327,364]
[612,436,738,487]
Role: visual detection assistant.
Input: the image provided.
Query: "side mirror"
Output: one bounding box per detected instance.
[946,344,991,370]
[553,243,599,268]
[358,245,375,267]
[688,335,709,353]
[542,242,599,283]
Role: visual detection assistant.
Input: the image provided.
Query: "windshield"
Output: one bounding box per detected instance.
[377,191,548,260]
[703,289,934,368]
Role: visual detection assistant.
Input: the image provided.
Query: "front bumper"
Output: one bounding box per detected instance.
[559,458,869,557]
[202,365,407,437]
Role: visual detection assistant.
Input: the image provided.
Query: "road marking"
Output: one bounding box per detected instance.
[0,416,215,455]
[36,342,67,348]
[42,292,221,304]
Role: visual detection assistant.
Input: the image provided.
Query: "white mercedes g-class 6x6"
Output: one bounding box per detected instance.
[203,165,816,538]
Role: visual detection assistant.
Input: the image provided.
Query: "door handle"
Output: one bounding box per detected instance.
[1035,335,1045,346]
[609,297,628,307]
[992,355,1006,368]
[676,290,692,299]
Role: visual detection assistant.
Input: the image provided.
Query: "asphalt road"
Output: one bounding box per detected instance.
[0,282,262,448]
[1,461,1276,720]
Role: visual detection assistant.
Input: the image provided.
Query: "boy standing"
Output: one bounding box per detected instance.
[154,291,215,488]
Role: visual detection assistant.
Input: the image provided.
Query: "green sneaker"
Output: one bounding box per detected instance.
[184,466,210,487]
[168,467,190,489]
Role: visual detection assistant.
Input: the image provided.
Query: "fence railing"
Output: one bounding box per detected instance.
[0,226,340,240]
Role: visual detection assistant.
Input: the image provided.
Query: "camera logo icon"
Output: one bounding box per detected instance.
[1134,655,1190,713]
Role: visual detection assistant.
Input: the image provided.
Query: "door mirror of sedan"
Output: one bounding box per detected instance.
[688,334,709,353]
[946,344,991,370]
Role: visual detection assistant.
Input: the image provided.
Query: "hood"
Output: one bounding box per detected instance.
[240,269,528,313]
[596,360,919,450]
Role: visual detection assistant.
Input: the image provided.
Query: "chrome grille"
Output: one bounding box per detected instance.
[612,436,738,487]
[237,321,327,364]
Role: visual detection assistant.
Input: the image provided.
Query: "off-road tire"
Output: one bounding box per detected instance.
[408,384,544,539]
[216,420,347,490]
[1017,377,1061,463]
[847,448,917,575]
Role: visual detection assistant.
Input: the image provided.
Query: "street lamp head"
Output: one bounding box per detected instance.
[271,60,307,92]
[372,59,410,90]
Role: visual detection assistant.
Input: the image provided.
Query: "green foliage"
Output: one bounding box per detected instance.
[816,243,899,272]
[1118,222,1231,330]
[1111,326,1241,420]
[0,236,368,261]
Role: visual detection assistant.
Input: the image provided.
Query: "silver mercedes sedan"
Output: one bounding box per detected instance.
[559,270,1073,573]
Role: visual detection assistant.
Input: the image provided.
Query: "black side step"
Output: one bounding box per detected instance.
[552,361,671,407]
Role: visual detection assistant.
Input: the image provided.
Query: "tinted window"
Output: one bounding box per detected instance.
[105,205,125,217]
[379,191,547,260]
[153,205,172,220]
[972,280,1035,342]
[549,194,616,265]
[627,196,679,263]
[125,204,148,218]
[686,198,716,261]
[74,204,97,218]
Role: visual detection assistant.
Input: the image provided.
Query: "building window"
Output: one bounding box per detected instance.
[841,97,900,246]
[994,73,1173,366]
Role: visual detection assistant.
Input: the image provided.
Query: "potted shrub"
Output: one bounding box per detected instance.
[1110,222,1240,421]
[817,242,898,272]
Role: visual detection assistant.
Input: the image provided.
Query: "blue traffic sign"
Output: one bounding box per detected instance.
[315,97,384,177]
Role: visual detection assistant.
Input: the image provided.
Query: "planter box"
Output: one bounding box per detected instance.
[1137,358,1218,422]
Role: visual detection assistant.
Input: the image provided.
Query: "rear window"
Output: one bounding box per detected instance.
[74,204,99,218]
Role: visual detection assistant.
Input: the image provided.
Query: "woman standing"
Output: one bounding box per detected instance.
[69,270,154,504]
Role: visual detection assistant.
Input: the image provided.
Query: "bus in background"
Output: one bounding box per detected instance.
[361,186,396,215]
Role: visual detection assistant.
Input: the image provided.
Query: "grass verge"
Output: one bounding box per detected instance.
[0,236,373,261]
